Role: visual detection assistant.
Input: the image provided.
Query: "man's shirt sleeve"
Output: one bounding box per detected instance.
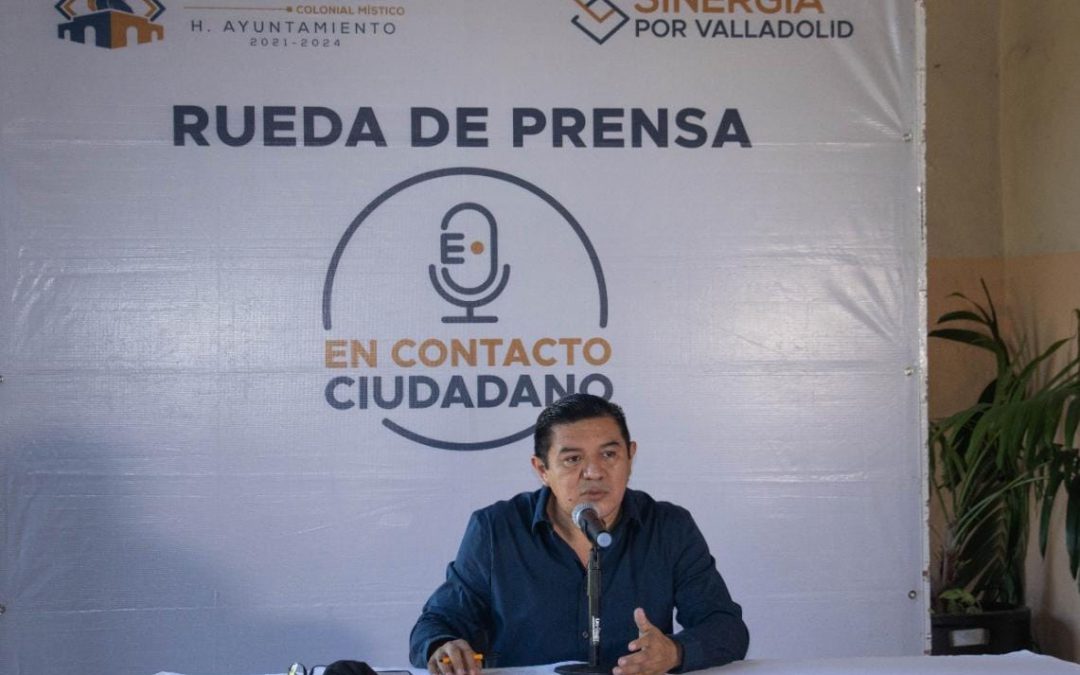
[667,509,749,672]
[409,511,493,668]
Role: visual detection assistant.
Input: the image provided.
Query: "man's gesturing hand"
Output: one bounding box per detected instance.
[612,608,682,675]
[427,638,481,675]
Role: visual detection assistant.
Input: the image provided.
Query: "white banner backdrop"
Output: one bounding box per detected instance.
[0,2,925,673]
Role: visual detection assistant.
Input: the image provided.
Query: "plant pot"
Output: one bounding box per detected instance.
[931,605,1032,655]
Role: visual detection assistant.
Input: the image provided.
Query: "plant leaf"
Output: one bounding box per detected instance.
[1068,478,1080,579]
[929,328,998,352]
[936,310,987,326]
[1041,461,1063,556]
[1015,338,1071,389]
[1066,396,1080,451]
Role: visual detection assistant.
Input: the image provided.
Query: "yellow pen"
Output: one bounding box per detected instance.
[440,654,484,665]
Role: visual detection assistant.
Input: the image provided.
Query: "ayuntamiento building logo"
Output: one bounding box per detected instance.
[321,167,613,451]
[56,0,165,49]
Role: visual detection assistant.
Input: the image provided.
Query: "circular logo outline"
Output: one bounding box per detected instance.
[322,166,609,451]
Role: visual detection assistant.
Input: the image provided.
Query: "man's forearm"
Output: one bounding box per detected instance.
[670,614,749,672]
[409,615,459,668]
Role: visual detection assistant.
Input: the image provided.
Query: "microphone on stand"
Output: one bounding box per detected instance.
[572,503,612,548]
[556,503,611,675]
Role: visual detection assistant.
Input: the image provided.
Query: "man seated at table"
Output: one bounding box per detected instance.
[409,394,749,675]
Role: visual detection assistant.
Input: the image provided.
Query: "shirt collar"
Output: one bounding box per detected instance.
[531,486,643,533]
[618,488,643,529]
[531,486,552,533]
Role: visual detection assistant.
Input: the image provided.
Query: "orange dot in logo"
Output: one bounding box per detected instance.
[470,241,485,255]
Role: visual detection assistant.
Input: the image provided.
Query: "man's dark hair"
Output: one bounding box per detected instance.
[533,393,631,465]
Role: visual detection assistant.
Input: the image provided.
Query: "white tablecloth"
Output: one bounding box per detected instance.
[156,650,1080,675]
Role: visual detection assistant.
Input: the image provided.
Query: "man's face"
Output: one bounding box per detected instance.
[531,415,636,527]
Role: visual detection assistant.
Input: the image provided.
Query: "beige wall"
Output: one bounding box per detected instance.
[927,0,1080,661]
[1000,2,1080,258]
[925,0,1004,418]
[1002,1,1080,661]
[925,0,1003,262]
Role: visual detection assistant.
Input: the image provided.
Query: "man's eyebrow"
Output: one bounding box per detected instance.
[555,440,623,454]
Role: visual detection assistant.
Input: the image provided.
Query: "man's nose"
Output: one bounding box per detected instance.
[582,455,605,478]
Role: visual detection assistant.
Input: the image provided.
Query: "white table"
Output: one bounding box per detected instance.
[156,651,1080,675]
[712,651,1080,673]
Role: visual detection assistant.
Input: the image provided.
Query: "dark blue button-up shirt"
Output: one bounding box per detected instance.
[409,488,748,671]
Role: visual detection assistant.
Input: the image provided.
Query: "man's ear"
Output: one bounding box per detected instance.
[531,454,549,484]
[628,440,637,462]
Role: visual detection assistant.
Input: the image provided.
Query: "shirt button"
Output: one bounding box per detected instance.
[582,631,588,638]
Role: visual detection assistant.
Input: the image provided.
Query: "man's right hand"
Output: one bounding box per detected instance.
[427,638,481,675]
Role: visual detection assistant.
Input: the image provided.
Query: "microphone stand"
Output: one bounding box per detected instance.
[555,544,606,675]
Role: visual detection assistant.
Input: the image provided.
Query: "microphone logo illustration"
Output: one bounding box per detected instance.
[429,202,511,323]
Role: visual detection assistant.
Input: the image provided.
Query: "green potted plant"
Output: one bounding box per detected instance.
[929,282,1080,654]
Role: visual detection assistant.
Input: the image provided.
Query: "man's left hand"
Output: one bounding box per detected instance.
[612,607,682,675]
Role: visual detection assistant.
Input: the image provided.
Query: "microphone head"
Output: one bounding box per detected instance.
[572,503,613,547]
[572,502,597,528]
